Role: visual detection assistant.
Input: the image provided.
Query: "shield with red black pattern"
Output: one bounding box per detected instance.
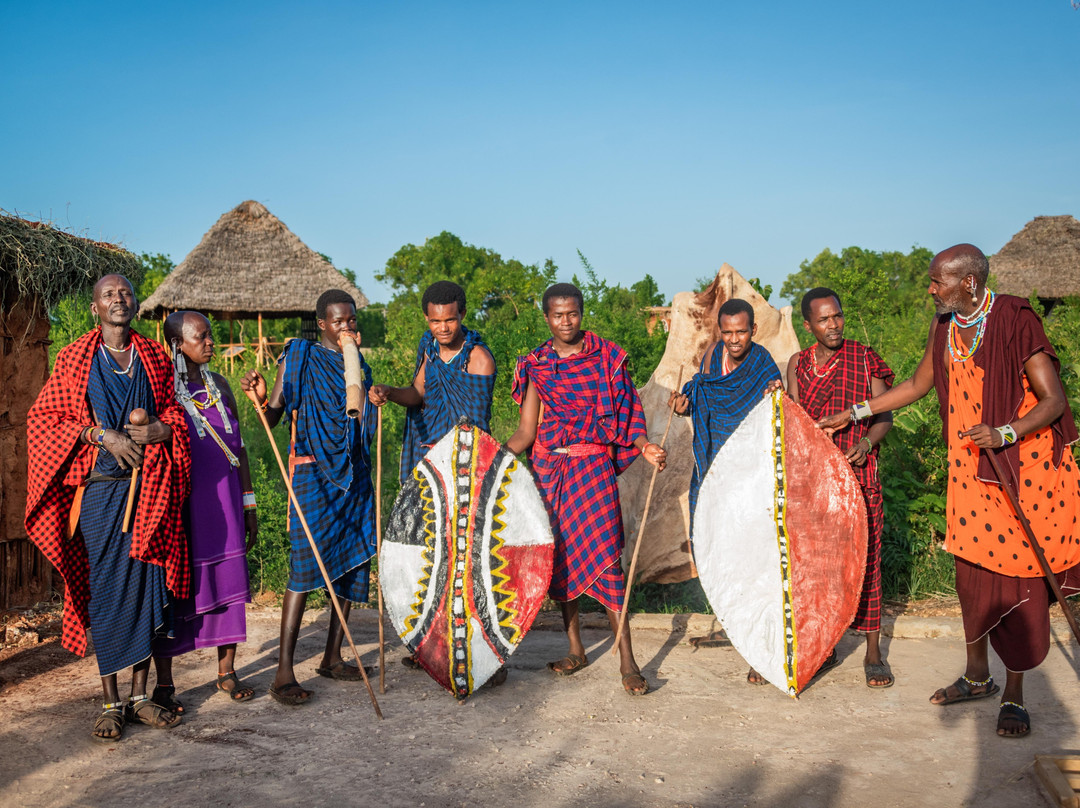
[382,422,555,698]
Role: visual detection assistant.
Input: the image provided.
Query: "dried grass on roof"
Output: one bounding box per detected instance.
[141,200,367,319]
[0,212,142,310]
[990,215,1080,298]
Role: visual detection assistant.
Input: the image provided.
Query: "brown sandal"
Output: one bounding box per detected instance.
[217,671,255,702]
[622,672,649,696]
[547,654,588,676]
[126,695,182,728]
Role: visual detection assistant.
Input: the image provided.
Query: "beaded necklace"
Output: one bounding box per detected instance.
[948,290,995,363]
[809,343,837,378]
[953,288,992,327]
[99,343,136,375]
[174,363,239,467]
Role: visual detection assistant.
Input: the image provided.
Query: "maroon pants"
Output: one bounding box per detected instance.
[954,555,1080,671]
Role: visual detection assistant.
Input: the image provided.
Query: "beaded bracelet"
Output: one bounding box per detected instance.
[242,491,257,511]
[995,424,1018,446]
[859,437,873,453]
[850,401,873,422]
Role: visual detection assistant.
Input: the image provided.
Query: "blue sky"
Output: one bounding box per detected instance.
[2,2,1078,306]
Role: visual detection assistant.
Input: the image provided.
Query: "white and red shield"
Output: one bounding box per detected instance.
[381,423,554,698]
[693,390,868,696]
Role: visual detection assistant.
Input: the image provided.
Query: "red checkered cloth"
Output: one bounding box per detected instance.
[794,340,893,490]
[513,332,647,609]
[794,340,892,632]
[24,328,191,656]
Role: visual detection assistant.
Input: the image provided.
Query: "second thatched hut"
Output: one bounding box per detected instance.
[141,200,368,363]
[991,215,1080,312]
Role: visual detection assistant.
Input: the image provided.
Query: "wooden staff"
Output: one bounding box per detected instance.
[375,405,386,694]
[122,408,148,533]
[245,389,384,720]
[982,444,1080,646]
[612,367,683,655]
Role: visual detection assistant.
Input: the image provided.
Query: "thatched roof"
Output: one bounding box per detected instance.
[141,200,368,319]
[0,212,142,310]
[991,215,1080,299]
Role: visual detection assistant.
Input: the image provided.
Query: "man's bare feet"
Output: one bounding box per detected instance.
[622,671,649,696]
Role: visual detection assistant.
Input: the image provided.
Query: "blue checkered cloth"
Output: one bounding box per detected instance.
[400,328,495,483]
[82,351,170,675]
[683,341,781,532]
[279,339,377,602]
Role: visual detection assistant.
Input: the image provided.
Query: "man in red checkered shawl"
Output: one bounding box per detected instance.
[25,274,190,743]
[788,287,895,688]
[508,283,667,696]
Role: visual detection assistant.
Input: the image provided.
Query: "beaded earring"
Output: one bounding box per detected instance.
[172,340,187,384]
[969,283,978,305]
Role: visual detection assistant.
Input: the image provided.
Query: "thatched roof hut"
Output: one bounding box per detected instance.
[991,215,1080,301]
[141,200,368,320]
[1,213,142,315]
[1,212,142,610]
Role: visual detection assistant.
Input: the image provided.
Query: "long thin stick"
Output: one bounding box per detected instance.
[983,446,1080,646]
[246,390,383,719]
[612,367,683,655]
[376,406,386,694]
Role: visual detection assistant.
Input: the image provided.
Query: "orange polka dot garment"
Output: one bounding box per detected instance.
[945,352,1080,577]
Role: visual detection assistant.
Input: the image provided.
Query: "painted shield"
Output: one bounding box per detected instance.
[693,390,868,697]
[382,423,555,698]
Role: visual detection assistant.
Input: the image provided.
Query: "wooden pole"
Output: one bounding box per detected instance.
[982,444,1080,646]
[612,368,683,655]
[257,313,265,367]
[122,408,149,533]
[376,406,386,693]
[245,389,384,719]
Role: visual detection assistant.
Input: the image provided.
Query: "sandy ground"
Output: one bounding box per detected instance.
[2,605,1079,808]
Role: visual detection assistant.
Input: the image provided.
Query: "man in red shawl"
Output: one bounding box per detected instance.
[819,245,1080,738]
[507,283,667,696]
[25,274,190,742]
[788,287,895,688]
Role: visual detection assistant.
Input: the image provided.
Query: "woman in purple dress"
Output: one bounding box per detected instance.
[153,311,256,707]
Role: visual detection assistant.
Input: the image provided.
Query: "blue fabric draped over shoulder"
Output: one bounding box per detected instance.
[400,328,495,483]
[279,338,375,491]
[278,339,377,601]
[682,341,781,532]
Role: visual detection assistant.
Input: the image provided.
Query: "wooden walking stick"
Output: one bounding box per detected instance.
[982,444,1080,646]
[122,408,149,532]
[245,389,384,719]
[375,405,386,694]
[612,368,683,655]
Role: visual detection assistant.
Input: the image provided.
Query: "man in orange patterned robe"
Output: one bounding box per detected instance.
[818,244,1080,739]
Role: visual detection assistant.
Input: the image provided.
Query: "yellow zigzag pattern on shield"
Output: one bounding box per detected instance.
[488,459,522,644]
[402,465,437,638]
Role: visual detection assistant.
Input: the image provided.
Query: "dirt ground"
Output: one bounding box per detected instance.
[2,604,1079,808]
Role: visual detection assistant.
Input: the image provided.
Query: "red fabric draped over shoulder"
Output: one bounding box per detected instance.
[25,328,191,656]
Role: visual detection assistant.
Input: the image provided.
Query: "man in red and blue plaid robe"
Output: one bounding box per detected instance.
[789,287,895,688]
[507,283,667,696]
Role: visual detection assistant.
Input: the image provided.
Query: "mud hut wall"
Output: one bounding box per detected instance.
[0,293,52,609]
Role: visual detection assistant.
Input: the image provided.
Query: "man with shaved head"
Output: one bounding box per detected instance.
[26,274,191,742]
[819,244,1080,738]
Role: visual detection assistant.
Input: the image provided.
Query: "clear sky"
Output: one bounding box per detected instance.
[3,2,1078,307]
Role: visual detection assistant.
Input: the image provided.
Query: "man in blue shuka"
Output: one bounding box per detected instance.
[368,280,498,677]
